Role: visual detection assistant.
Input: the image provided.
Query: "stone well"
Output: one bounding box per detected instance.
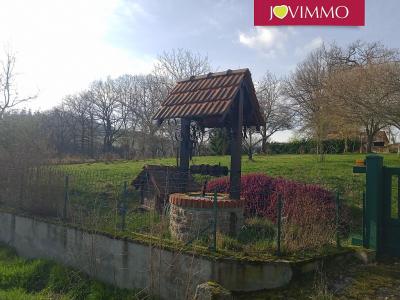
[169,193,245,242]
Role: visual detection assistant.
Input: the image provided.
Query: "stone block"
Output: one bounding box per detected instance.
[194,282,232,300]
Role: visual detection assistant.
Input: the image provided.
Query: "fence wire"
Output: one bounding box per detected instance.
[0,165,351,257]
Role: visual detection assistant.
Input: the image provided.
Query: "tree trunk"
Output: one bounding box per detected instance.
[103,120,113,153]
[81,123,85,155]
[87,115,94,158]
[366,134,374,153]
[261,126,267,153]
[248,130,253,160]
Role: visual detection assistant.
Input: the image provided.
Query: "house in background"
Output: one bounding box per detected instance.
[360,131,390,153]
[326,130,391,153]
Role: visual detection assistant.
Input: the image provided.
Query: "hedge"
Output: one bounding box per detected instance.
[267,139,361,154]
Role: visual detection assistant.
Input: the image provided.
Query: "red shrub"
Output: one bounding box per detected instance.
[206,173,337,224]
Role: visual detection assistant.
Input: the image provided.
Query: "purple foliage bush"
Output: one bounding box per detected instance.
[206,173,349,233]
[207,173,350,251]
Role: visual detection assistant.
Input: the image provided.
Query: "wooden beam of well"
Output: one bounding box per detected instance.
[230,87,244,200]
[179,118,191,191]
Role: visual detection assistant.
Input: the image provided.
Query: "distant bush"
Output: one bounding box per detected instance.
[268,139,361,154]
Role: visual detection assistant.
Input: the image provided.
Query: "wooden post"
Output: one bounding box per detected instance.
[179,118,191,190]
[230,87,244,200]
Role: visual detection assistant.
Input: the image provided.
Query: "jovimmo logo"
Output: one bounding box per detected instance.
[254,0,365,26]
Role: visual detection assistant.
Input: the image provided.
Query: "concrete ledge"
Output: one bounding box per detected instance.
[0,211,365,300]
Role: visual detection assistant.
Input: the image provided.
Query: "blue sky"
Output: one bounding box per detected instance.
[105,0,400,78]
[0,0,399,140]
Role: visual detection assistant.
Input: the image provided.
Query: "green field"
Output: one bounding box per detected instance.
[60,153,400,240]
[3,154,400,298]
[64,153,400,206]
[42,153,400,257]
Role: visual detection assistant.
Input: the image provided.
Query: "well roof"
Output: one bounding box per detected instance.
[153,68,264,127]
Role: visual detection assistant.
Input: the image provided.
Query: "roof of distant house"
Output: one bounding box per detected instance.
[153,68,264,127]
[361,130,390,144]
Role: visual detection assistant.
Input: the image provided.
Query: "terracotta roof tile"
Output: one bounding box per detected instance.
[153,68,264,126]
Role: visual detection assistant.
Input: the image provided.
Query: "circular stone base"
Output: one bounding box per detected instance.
[169,193,245,242]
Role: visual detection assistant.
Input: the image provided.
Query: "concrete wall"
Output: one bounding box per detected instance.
[0,211,293,300]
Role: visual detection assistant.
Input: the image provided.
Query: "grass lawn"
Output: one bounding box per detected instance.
[59,153,400,240]
[0,244,144,300]
[32,154,400,253]
[63,153,400,206]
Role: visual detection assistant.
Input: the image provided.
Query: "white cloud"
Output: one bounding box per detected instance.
[295,37,323,57]
[0,0,155,111]
[114,1,155,22]
[238,28,291,57]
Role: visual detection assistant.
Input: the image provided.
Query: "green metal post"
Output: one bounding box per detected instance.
[397,176,400,219]
[336,191,341,248]
[63,175,69,221]
[277,195,283,256]
[362,191,366,247]
[365,155,384,252]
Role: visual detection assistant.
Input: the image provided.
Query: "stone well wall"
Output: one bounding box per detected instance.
[169,193,245,242]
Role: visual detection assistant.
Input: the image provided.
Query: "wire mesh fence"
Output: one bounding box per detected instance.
[0,164,354,258]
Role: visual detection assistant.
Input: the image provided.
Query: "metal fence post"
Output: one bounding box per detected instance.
[119,181,128,231]
[336,191,341,248]
[63,175,69,221]
[362,190,366,247]
[210,191,218,252]
[277,194,283,256]
[397,176,400,219]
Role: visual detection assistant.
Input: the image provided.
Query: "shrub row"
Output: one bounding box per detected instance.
[268,139,361,154]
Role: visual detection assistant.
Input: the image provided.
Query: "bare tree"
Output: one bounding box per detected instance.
[89,78,126,153]
[44,104,75,155]
[327,41,399,68]
[384,63,400,131]
[325,42,400,152]
[130,75,166,158]
[154,48,212,84]
[0,49,37,119]
[328,63,396,152]
[256,72,293,154]
[64,93,88,154]
[243,72,293,160]
[114,74,140,159]
[284,41,400,154]
[283,47,332,156]
[153,49,213,159]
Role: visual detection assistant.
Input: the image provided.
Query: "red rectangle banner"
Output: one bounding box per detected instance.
[254,0,365,26]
